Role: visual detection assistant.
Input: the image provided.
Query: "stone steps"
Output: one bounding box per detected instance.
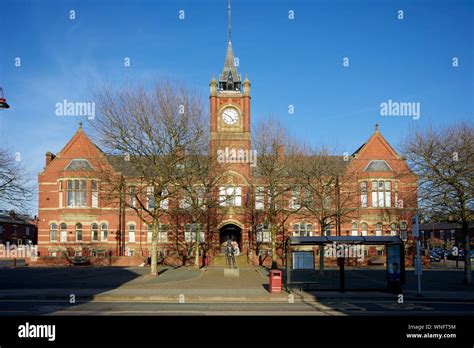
[212,254,250,267]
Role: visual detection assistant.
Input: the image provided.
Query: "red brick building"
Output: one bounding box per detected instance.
[0,210,37,246]
[37,33,418,265]
[420,221,474,249]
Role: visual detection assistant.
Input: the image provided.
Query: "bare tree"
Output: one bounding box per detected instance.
[247,182,270,265]
[291,145,360,272]
[90,81,207,276]
[252,116,301,269]
[402,122,474,285]
[0,146,35,212]
[174,143,228,268]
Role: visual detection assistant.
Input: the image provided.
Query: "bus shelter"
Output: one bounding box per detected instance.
[284,236,405,293]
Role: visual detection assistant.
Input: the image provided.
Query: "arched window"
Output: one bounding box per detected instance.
[376,222,383,236]
[60,223,67,242]
[361,222,368,236]
[100,223,108,242]
[351,222,359,236]
[76,223,83,241]
[390,223,397,236]
[128,223,136,243]
[50,223,58,242]
[91,223,99,242]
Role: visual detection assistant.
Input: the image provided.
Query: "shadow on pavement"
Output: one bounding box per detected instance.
[0,266,201,315]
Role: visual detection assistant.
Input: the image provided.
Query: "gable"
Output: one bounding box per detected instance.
[56,128,103,160]
[39,126,112,177]
[353,131,400,160]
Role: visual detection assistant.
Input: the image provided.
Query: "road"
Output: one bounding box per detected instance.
[1,299,474,316]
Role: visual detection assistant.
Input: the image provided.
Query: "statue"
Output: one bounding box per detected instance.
[225,239,236,269]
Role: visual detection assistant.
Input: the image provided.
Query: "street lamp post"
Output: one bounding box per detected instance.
[0,88,10,109]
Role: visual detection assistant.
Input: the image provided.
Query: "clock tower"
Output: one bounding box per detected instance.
[209,1,251,179]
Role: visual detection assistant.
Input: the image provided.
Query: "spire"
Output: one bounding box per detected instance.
[228,0,232,43]
[219,0,241,92]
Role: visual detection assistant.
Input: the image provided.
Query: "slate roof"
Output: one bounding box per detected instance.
[251,155,349,178]
[0,211,36,226]
[219,41,241,84]
[105,155,141,177]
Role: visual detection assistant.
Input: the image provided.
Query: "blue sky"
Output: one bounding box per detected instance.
[0,0,473,213]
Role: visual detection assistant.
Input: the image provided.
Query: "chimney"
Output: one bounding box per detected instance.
[45,152,55,166]
[277,144,285,161]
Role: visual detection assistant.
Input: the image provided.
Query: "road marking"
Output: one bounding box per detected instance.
[376,303,433,311]
[323,302,367,312]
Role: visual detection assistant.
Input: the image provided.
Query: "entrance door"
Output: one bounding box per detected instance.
[219,224,242,252]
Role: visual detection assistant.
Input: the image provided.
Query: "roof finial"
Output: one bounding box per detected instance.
[79,122,83,129]
[228,0,232,43]
[375,123,379,132]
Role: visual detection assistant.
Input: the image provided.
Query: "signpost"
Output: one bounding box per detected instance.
[412,214,422,296]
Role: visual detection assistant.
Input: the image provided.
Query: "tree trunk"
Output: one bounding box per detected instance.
[319,227,325,274]
[271,223,278,269]
[194,223,200,269]
[462,221,471,285]
[150,220,159,276]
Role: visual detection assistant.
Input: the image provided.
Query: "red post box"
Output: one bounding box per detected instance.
[269,270,282,293]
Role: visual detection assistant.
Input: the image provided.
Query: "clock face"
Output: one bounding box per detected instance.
[221,107,239,125]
